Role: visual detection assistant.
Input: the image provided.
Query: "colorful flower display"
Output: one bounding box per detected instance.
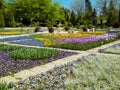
[54,34,118,44]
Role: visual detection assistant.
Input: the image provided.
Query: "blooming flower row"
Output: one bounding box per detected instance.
[54,34,118,44]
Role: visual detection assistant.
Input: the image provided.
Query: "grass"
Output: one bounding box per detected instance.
[11,48,59,60]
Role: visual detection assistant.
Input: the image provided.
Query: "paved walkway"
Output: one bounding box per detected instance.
[0,38,120,84]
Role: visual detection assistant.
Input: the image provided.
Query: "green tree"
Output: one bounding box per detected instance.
[4,9,16,27]
[84,0,92,23]
[119,7,120,22]
[107,0,116,26]
[70,11,76,26]
[0,0,5,28]
[0,9,5,28]
[92,8,97,26]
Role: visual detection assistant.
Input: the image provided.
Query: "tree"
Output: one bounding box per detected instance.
[70,11,76,26]
[107,0,116,26]
[46,2,65,27]
[70,0,85,15]
[84,0,93,25]
[4,9,16,27]
[92,8,97,26]
[119,6,120,22]
[0,0,5,28]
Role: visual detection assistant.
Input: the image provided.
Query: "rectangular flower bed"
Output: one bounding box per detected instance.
[10,53,120,90]
[33,34,118,50]
[99,43,120,54]
[0,44,76,78]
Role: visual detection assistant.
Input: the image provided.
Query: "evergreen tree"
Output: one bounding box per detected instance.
[63,8,70,22]
[84,0,92,23]
[70,11,76,26]
[92,8,97,26]
[107,0,116,26]
[118,7,120,22]
[76,14,82,25]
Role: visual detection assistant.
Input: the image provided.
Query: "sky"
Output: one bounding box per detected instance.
[53,0,96,9]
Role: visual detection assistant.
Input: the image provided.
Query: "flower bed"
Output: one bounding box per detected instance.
[9,54,120,90]
[0,44,75,78]
[0,29,31,35]
[99,43,120,54]
[32,34,118,50]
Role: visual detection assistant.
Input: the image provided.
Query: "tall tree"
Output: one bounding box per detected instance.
[84,0,93,23]
[107,0,116,26]
[70,0,85,15]
[92,8,97,26]
[0,0,5,28]
[0,9,5,28]
[70,11,76,26]
[4,9,16,27]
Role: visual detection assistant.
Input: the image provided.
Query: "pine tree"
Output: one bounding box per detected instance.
[92,8,97,26]
[70,11,76,26]
[118,7,120,22]
[84,0,92,23]
[107,0,116,26]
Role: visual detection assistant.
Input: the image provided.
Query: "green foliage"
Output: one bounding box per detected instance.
[107,0,117,26]
[70,11,76,26]
[11,48,59,60]
[0,82,8,90]
[0,44,21,51]
[92,8,97,26]
[49,39,118,50]
[0,9,5,28]
[4,10,16,27]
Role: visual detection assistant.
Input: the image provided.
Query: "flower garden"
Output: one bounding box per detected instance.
[0,31,120,90]
[0,29,31,35]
